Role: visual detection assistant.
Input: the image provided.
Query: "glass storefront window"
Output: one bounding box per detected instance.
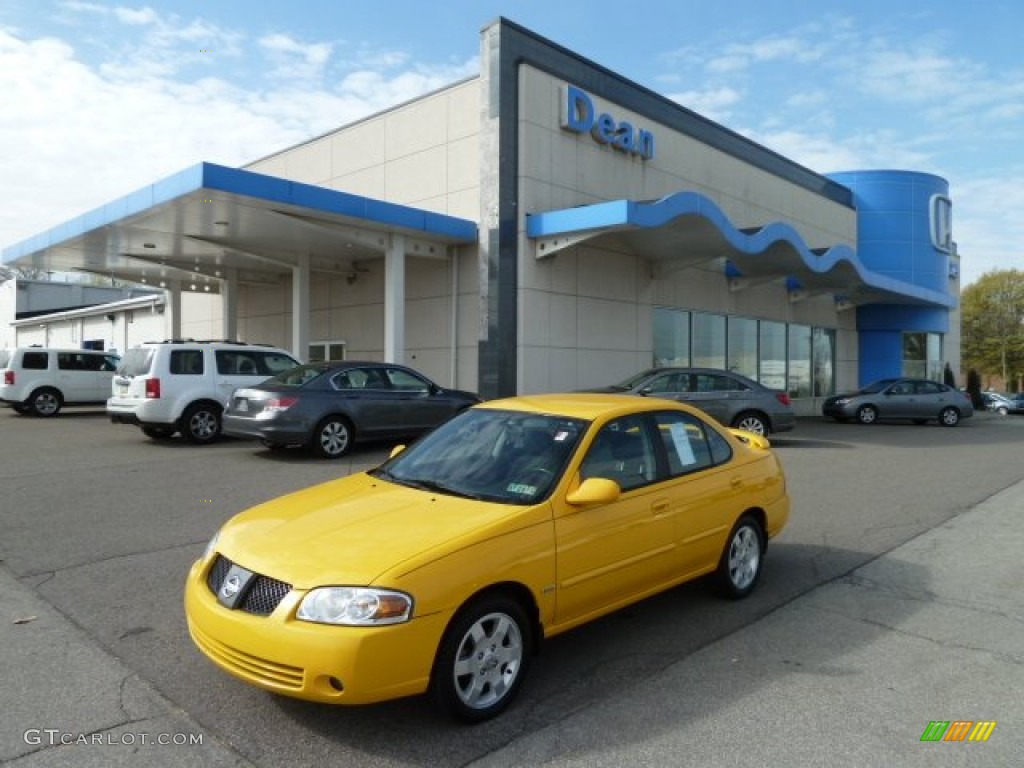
[653,308,690,366]
[727,317,758,380]
[759,321,786,390]
[787,325,812,398]
[812,328,835,397]
[691,313,726,369]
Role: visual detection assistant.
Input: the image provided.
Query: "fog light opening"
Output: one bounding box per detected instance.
[328,677,344,692]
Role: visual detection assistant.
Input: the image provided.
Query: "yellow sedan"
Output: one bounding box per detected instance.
[185,394,789,721]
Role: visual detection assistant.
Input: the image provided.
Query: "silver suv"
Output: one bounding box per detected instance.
[107,340,300,443]
[1,347,120,417]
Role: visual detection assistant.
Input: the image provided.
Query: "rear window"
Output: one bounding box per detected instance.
[116,348,155,377]
[170,350,204,375]
[215,350,299,376]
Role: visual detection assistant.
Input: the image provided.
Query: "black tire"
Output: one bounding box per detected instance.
[731,411,769,435]
[11,403,30,415]
[28,387,62,418]
[311,416,353,458]
[142,426,176,440]
[939,407,960,427]
[181,403,221,444]
[715,515,765,599]
[856,405,878,425]
[431,595,532,723]
[996,406,1009,416]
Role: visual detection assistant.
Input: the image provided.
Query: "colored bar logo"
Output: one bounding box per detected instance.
[920,720,996,742]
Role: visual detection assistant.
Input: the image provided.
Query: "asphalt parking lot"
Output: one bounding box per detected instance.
[2,407,1023,766]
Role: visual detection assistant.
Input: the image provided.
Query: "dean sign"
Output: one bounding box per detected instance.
[560,84,656,160]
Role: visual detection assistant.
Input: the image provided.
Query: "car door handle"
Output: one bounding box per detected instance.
[651,499,670,516]
[730,477,743,489]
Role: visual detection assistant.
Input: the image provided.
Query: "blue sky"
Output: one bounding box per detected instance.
[2,1,1022,285]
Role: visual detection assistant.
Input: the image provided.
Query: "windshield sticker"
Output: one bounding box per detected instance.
[669,422,697,466]
[507,483,537,495]
[554,431,570,442]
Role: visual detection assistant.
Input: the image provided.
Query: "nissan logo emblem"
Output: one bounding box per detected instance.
[221,574,242,599]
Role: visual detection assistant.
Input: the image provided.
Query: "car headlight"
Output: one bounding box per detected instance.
[202,531,220,561]
[296,587,413,626]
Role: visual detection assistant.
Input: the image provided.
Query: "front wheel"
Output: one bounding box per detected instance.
[996,406,1009,416]
[181,403,221,444]
[28,388,62,417]
[731,411,768,435]
[716,515,764,599]
[432,596,532,722]
[939,407,960,427]
[856,405,878,425]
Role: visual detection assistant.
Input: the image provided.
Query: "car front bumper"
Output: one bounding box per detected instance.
[184,556,449,706]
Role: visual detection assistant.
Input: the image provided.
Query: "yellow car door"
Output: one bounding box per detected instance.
[552,416,676,628]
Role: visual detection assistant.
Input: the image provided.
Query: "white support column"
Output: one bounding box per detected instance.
[385,234,406,364]
[166,281,182,340]
[221,268,238,341]
[291,254,310,362]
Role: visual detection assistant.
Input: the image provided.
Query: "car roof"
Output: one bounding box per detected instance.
[477,392,695,421]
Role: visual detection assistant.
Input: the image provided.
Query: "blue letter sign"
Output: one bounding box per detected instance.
[561,84,655,160]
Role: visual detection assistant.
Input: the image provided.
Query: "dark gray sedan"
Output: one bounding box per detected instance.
[822,378,974,426]
[222,362,481,458]
[583,367,795,435]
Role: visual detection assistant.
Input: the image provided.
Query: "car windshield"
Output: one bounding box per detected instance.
[372,409,588,505]
[267,363,330,388]
[613,369,660,390]
[859,379,899,394]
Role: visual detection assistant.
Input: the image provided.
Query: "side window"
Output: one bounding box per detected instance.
[170,350,204,375]
[654,410,731,477]
[361,367,391,389]
[57,353,79,370]
[22,352,48,370]
[102,355,119,372]
[889,381,913,395]
[645,373,683,394]
[259,352,299,375]
[915,381,942,395]
[579,416,656,491]
[387,368,430,392]
[80,354,106,372]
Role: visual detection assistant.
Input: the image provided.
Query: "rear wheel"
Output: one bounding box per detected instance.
[716,515,765,599]
[311,416,353,458]
[731,411,769,435]
[181,403,221,444]
[856,405,878,425]
[939,407,960,427]
[431,595,532,722]
[141,426,176,440]
[28,387,62,417]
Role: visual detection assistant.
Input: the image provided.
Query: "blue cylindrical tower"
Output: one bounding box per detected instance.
[827,170,954,385]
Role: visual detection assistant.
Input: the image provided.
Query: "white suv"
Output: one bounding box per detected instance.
[1,347,121,417]
[107,340,300,443]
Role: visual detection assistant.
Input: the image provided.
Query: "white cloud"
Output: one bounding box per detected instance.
[0,13,476,251]
[667,87,742,122]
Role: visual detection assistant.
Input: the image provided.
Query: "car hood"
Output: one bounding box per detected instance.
[214,472,543,588]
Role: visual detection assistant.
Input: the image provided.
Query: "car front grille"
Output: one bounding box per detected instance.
[206,554,292,616]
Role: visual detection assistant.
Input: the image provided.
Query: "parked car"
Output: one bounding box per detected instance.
[0,347,120,417]
[222,361,481,458]
[980,391,1014,415]
[107,340,299,443]
[1003,393,1024,414]
[185,393,789,721]
[582,367,795,435]
[822,378,974,426]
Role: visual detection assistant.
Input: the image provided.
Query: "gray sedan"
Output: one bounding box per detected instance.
[822,378,974,426]
[583,367,796,435]
[222,361,481,458]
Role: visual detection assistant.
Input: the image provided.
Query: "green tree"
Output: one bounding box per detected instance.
[961,269,1024,391]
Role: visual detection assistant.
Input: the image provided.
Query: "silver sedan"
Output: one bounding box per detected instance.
[822,378,974,426]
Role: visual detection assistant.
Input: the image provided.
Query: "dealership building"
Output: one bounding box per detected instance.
[1,18,960,411]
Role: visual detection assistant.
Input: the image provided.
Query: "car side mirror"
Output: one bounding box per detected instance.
[638,387,652,396]
[389,444,406,459]
[566,477,621,506]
